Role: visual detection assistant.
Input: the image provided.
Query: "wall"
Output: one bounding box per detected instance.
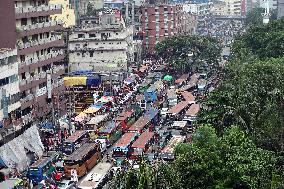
[0,0,16,48]
[49,0,76,27]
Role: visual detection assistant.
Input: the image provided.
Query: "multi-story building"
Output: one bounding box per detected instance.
[68,10,134,72]
[14,0,66,122]
[141,4,196,54]
[210,1,228,15]
[278,0,284,18]
[0,48,21,130]
[210,0,242,15]
[183,2,213,15]
[259,0,278,10]
[49,0,76,28]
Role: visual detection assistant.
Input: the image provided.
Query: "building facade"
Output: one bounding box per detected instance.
[183,2,212,15]
[0,48,21,129]
[0,0,17,49]
[14,0,66,121]
[49,0,76,28]
[278,0,284,18]
[210,0,242,15]
[141,4,196,54]
[259,0,278,10]
[68,11,134,72]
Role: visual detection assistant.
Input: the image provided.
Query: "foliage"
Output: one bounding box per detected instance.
[155,36,222,74]
[111,125,278,189]
[245,8,265,27]
[199,58,284,152]
[232,18,284,60]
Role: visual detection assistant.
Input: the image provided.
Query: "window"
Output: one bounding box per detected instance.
[89,34,96,38]
[90,51,94,57]
[77,53,80,56]
[78,34,85,38]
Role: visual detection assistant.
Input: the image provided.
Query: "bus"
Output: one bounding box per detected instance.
[78,163,113,189]
[183,103,200,127]
[168,101,189,116]
[181,91,195,104]
[85,113,109,130]
[62,130,89,155]
[112,132,138,159]
[64,143,101,178]
[28,152,59,184]
[115,106,142,131]
[167,89,178,107]
[127,117,150,134]
[160,135,186,160]
[98,121,122,146]
[175,74,189,87]
[130,132,155,159]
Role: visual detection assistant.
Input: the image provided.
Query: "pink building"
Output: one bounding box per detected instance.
[141,4,196,54]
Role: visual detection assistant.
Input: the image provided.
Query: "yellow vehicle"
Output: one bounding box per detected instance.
[64,143,101,178]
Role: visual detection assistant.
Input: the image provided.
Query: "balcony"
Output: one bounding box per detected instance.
[52,78,65,93]
[20,94,34,110]
[52,65,65,77]
[17,35,64,55]
[15,4,62,19]
[19,78,32,91]
[18,20,63,37]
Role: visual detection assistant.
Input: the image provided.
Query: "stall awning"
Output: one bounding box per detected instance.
[83,106,100,114]
[75,112,87,122]
[64,77,87,86]
[86,75,101,87]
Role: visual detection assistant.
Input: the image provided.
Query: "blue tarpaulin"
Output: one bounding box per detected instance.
[71,70,94,76]
[40,122,54,130]
[86,75,101,86]
[146,108,159,119]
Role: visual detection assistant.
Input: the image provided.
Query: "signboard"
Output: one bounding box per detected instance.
[2,89,8,119]
[47,71,52,99]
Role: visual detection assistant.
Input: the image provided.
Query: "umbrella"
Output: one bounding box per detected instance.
[163,75,173,81]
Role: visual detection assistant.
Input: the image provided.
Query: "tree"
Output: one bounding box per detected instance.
[232,18,284,60]
[86,2,96,16]
[199,57,284,152]
[155,36,222,74]
[245,8,265,27]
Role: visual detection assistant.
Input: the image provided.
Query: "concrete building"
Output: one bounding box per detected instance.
[49,0,76,27]
[0,48,21,129]
[278,0,284,18]
[141,4,196,54]
[15,0,66,121]
[0,0,17,49]
[210,0,242,15]
[183,2,212,15]
[259,0,278,10]
[68,10,134,72]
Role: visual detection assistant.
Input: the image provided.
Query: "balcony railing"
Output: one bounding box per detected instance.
[17,35,62,50]
[19,20,63,32]
[19,50,64,68]
[36,86,47,97]
[20,94,34,104]
[15,4,62,14]
[52,65,65,74]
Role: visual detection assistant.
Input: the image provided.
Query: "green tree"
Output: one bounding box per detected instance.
[245,8,265,27]
[155,36,221,74]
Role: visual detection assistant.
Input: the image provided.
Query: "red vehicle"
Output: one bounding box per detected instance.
[115,109,135,131]
[112,132,138,159]
[129,132,155,159]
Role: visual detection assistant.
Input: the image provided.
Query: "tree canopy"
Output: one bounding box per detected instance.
[155,36,222,74]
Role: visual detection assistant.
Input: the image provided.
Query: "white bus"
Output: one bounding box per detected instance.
[160,135,186,160]
[78,162,113,189]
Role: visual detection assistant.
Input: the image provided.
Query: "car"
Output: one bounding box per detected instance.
[57,180,76,189]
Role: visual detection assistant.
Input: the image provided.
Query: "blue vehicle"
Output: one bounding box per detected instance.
[28,153,59,184]
[144,84,158,102]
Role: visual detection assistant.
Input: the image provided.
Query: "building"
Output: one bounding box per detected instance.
[259,0,278,10]
[0,0,17,49]
[14,0,66,122]
[49,0,76,28]
[68,10,134,72]
[183,2,212,15]
[0,48,21,130]
[141,4,196,54]
[210,0,242,15]
[278,0,284,18]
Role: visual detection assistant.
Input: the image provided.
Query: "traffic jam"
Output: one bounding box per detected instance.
[23,60,213,189]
